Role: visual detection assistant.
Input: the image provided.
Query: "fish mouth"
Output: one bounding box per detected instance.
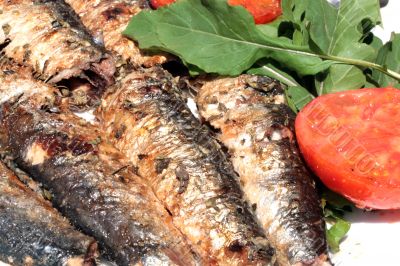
[48,54,116,91]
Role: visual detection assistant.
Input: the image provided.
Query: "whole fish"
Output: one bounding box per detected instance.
[0,0,114,88]
[65,0,168,67]
[0,67,200,266]
[195,75,329,265]
[0,161,100,266]
[97,67,275,265]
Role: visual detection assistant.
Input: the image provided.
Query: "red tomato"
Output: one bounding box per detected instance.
[228,0,282,24]
[295,88,400,210]
[150,0,176,9]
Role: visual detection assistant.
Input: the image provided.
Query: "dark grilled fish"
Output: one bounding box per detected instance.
[97,67,275,265]
[65,0,167,67]
[196,75,329,265]
[0,68,200,266]
[0,161,100,266]
[0,0,114,88]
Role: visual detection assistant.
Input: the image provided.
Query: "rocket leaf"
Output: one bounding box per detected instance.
[306,0,381,94]
[372,33,400,87]
[124,0,333,76]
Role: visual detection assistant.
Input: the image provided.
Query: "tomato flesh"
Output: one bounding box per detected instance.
[295,88,400,210]
[228,0,282,24]
[150,0,176,9]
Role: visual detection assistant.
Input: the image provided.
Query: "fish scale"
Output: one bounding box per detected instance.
[97,68,275,265]
[0,65,201,266]
[0,0,114,87]
[0,161,101,266]
[65,0,168,67]
[196,75,330,266]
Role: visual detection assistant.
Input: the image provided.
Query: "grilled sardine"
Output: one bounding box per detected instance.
[65,0,167,67]
[196,75,329,265]
[0,67,200,266]
[97,68,275,265]
[0,0,114,88]
[0,161,100,266]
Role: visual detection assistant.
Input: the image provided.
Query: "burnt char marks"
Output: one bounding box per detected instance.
[65,0,168,67]
[99,69,275,265]
[0,162,98,265]
[0,0,115,87]
[35,133,96,157]
[196,75,327,265]
[39,0,100,47]
[102,4,129,21]
[174,165,189,194]
[0,85,200,265]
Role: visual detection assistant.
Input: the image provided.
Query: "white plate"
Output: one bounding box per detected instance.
[332,1,400,265]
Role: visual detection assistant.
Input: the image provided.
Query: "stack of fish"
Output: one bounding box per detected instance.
[0,1,329,265]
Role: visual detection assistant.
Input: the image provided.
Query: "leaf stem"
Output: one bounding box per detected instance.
[320,54,400,81]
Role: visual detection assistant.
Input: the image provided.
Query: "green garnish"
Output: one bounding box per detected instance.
[124,0,400,113]
[322,190,353,252]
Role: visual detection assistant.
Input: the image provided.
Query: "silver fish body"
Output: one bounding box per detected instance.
[97,68,275,265]
[0,66,200,266]
[0,0,115,88]
[196,75,329,266]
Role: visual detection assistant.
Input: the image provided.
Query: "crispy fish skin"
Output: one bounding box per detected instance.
[65,0,167,67]
[0,0,114,87]
[0,70,200,266]
[196,75,329,265]
[0,162,99,266]
[97,68,275,265]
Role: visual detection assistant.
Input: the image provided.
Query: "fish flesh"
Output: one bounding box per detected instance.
[97,67,275,265]
[0,66,200,266]
[0,161,100,266]
[65,0,168,67]
[195,75,329,265]
[0,0,114,88]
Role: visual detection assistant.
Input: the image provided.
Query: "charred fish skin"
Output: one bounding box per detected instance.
[0,162,99,266]
[65,0,168,67]
[0,70,200,266]
[196,75,329,265]
[0,0,115,87]
[98,68,275,265]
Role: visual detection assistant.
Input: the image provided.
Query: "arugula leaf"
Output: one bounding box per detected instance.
[326,218,351,253]
[247,62,299,87]
[372,33,400,87]
[306,0,381,94]
[285,86,314,112]
[281,0,310,46]
[124,0,333,76]
[321,189,352,252]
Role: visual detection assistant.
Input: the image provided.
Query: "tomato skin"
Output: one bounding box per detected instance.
[150,0,176,9]
[228,0,282,24]
[295,88,400,210]
[151,0,282,24]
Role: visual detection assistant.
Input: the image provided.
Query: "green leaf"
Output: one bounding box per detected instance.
[326,218,351,253]
[373,33,400,87]
[124,0,332,76]
[247,62,299,87]
[281,0,310,46]
[285,86,314,112]
[322,190,353,211]
[306,0,381,94]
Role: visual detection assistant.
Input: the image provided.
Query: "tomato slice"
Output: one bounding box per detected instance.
[295,88,400,210]
[150,0,176,9]
[228,0,282,24]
